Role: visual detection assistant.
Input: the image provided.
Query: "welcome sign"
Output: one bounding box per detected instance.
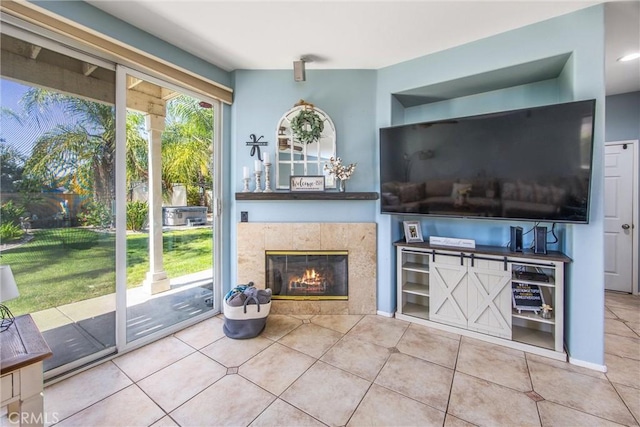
[290,175,325,192]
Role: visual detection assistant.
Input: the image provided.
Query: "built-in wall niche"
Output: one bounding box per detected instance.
[392,53,572,108]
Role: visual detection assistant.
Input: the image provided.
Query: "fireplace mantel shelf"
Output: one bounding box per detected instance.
[235,192,379,201]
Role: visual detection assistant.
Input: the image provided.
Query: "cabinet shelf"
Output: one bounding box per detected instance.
[403,282,429,296]
[402,302,429,320]
[511,278,556,288]
[512,310,555,325]
[402,262,429,273]
[512,325,554,350]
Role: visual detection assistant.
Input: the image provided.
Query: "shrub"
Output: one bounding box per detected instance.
[126,201,148,231]
[78,201,113,228]
[0,200,25,226]
[0,222,23,242]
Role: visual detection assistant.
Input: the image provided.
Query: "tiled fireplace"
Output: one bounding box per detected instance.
[237,223,376,315]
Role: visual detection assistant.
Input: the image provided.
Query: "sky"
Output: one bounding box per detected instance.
[0,79,65,159]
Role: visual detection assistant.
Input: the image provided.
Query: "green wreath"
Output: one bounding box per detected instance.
[290,109,324,144]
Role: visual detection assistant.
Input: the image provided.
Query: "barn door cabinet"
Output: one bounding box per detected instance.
[395,242,570,360]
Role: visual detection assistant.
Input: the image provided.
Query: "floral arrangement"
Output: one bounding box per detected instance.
[290,108,324,144]
[324,156,356,181]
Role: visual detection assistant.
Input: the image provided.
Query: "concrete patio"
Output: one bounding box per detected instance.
[31,270,213,371]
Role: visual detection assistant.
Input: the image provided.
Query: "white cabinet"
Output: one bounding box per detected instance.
[395,242,569,360]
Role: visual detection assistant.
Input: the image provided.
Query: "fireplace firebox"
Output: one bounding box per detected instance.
[265,251,348,300]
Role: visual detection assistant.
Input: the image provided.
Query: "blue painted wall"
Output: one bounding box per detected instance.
[606,91,640,141]
[376,5,606,366]
[230,70,378,287]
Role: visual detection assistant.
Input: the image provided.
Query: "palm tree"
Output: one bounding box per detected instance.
[21,89,120,204]
[162,95,213,206]
[124,111,149,201]
[18,88,213,208]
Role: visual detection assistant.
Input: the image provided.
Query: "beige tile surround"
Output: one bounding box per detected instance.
[237,223,377,315]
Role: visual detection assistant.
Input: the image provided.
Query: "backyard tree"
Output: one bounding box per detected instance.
[162,95,214,207]
[21,88,124,204]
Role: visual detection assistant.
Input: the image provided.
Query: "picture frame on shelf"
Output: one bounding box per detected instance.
[403,221,423,243]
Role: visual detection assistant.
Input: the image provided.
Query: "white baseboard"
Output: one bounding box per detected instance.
[569,356,608,373]
[377,310,395,318]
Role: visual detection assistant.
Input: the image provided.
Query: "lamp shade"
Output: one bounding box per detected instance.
[0,265,20,303]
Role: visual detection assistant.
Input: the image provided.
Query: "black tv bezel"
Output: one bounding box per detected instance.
[378,99,596,224]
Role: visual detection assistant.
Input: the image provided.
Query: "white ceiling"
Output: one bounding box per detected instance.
[87,0,640,95]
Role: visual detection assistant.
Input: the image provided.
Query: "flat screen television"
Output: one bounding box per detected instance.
[379,100,596,223]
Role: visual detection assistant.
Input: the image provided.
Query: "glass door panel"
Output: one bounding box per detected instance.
[122,70,217,344]
[0,31,116,374]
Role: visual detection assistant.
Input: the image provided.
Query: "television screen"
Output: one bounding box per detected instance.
[379,100,596,223]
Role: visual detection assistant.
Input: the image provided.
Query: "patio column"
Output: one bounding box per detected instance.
[143,113,170,295]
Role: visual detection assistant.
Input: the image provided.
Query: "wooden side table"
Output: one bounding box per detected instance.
[1,315,52,427]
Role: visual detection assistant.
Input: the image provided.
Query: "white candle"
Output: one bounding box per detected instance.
[254,159,262,171]
[243,166,249,179]
[263,152,270,164]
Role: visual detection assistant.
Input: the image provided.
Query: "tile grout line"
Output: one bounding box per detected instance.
[443,334,467,424]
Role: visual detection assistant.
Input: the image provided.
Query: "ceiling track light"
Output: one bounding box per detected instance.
[293,57,306,82]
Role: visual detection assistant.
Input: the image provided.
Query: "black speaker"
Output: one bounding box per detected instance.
[534,226,547,254]
[510,226,523,252]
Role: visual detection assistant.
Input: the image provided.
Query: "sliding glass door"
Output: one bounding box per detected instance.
[0,29,117,375]
[116,67,221,347]
[1,24,222,377]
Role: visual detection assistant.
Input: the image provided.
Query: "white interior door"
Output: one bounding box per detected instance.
[604,142,635,293]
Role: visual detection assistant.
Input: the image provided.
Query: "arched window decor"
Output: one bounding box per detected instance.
[275,100,336,189]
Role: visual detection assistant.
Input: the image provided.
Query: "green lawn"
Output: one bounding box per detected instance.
[1,227,213,315]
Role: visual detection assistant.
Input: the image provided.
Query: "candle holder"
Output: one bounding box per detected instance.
[263,162,273,193]
[254,170,263,193]
[242,177,251,193]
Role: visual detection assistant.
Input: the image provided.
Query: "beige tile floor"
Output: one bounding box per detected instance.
[35,291,639,427]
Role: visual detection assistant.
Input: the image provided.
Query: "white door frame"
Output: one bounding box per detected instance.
[604,140,639,295]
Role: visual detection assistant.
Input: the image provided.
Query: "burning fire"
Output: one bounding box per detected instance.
[289,268,326,293]
[303,269,319,282]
